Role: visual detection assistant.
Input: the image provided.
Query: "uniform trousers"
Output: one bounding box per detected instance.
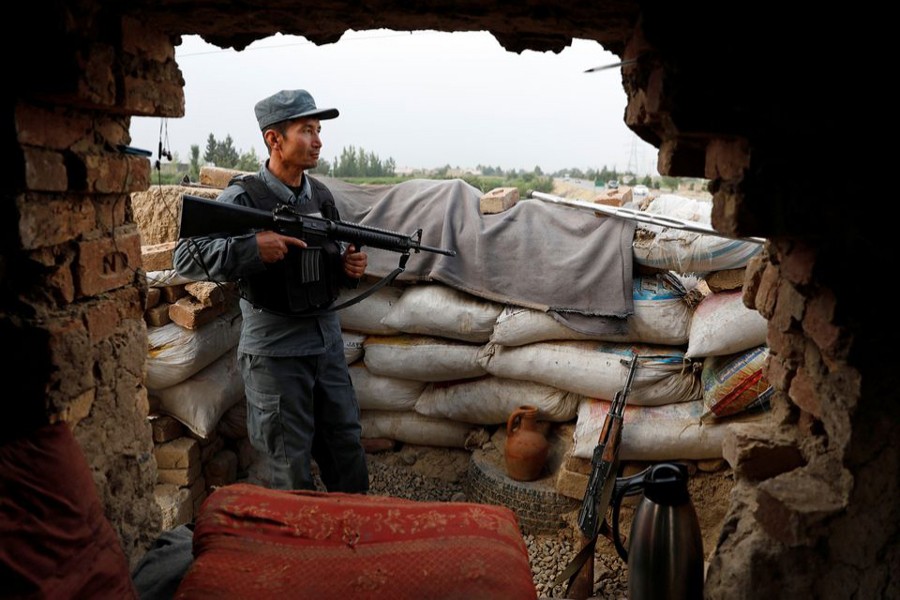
[238,343,369,492]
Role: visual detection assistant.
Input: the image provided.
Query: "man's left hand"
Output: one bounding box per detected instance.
[342,245,368,279]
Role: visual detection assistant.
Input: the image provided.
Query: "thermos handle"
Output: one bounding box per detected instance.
[611,466,652,562]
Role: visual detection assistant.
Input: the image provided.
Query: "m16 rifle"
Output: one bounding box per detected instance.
[177,194,457,312]
[555,353,639,599]
[179,194,456,259]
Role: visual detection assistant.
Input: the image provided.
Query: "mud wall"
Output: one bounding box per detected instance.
[5,1,896,596]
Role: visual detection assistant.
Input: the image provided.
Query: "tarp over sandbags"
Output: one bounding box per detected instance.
[146,309,241,391]
[476,341,702,406]
[327,177,636,321]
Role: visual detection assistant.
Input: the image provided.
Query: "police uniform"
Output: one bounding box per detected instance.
[172,90,368,493]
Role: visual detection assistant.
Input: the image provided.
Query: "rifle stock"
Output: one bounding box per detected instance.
[179,194,457,257]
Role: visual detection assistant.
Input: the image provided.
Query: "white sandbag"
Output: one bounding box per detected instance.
[360,409,486,449]
[477,341,701,406]
[632,194,763,273]
[701,345,773,419]
[380,284,504,342]
[145,269,195,288]
[146,309,242,390]
[348,363,426,411]
[685,290,768,358]
[490,273,692,347]
[415,376,582,424]
[363,335,486,382]
[154,349,244,439]
[343,331,366,364]
[572,397,765,461]
[336,280,404,335]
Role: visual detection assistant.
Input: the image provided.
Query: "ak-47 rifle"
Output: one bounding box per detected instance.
[555,354,639,599]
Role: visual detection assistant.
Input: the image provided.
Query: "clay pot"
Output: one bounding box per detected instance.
[504,405,550,482]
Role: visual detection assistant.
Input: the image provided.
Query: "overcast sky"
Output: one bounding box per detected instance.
[129,30,660,175]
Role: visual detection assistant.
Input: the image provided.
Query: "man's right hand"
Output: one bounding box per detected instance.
[256,231,307,263]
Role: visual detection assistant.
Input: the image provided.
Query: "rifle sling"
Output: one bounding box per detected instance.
[327,264,406,312]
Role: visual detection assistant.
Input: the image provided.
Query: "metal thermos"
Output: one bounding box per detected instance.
[611,462,704,600]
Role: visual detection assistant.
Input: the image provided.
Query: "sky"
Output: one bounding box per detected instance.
[129,30,660,176]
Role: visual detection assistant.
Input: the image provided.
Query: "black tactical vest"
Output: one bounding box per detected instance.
[230,174,344,314]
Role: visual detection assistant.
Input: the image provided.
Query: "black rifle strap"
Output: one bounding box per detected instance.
[328,264,406,312]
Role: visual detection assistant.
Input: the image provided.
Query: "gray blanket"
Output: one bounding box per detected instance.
[324,177,635,331]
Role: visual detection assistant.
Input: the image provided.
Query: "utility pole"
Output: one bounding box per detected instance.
[626,134,639,182]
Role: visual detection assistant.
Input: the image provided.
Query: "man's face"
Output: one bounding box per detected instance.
[278,118,323,171]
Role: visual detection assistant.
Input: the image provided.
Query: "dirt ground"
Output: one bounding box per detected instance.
[369,441,734,564]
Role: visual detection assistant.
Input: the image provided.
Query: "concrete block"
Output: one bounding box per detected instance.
[154,436,201,470]
[480,187,519,214]
[168,295,225,330]
[154,483,192,530]
[144,302,171,327]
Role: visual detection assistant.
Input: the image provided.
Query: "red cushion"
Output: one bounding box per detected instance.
[175,483,537,600]
[0,423,138,599]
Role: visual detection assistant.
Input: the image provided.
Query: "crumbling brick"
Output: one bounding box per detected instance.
[142,241,179,272]
[480,187,519,214]
[154,436,201,470]
[168,295,225,330]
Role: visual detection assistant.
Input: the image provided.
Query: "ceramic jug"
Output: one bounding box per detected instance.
[504,405,550,481]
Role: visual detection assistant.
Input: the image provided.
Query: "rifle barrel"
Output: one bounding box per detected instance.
[531,191,766,244]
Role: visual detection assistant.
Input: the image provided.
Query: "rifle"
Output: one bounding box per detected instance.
[178,194,456,312]
[555,354,639,599]
[179,194,457,259]
[531,191,766,245]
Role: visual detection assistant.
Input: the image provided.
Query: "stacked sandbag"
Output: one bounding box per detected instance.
[341,275,710,456]
[337,280,491,450]
[554,194,773,500]
[132,182,772,508]
[141,240,259,526]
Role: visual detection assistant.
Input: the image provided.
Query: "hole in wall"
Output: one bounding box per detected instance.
[129,30,660,181]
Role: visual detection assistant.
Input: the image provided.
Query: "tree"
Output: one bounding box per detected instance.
[202,133,241,169]
[332,146,395,177]
[189,145,200,182]
[309,157,331,175]
[236,147,261,171]
[203,133,217,165]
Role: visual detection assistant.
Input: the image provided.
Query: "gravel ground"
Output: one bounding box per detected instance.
[366,452,629,600]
